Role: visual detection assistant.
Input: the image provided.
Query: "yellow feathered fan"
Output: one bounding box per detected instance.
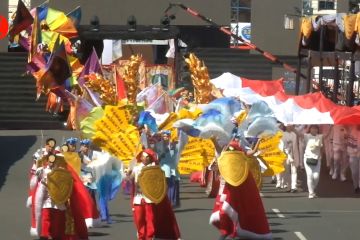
[92,104,142,166]
[257,131,287,176]
[178,137,215,174]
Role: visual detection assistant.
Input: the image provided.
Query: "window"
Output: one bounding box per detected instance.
[230,0,251,22]
[318,0,335,10]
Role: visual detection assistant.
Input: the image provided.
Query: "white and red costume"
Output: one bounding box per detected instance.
[29,162,100,239]
[131,149,181,240]
[209,142,271,239]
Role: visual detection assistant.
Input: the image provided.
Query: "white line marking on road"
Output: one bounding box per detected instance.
[260,192,264,197]
[294,231,307,240]
[272,208,285,218]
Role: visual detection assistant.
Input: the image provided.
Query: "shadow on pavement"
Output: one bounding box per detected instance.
[267,211,321,219]
[0,135,37,190]
[88,232,110,236]
[174,208,212,213]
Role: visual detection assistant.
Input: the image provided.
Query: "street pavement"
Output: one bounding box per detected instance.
[0,130,360,240]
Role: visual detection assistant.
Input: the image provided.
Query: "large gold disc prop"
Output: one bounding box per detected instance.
[63,152,81,175]
[218,151,249,187]
[47,168,73,205]
[248,157,262,189]
[138,166,167,204]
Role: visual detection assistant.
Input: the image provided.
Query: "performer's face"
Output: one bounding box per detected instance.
[68,144,76,152]
[80,145,89,154]
[310,126,319,135]
[45,141,55,152]
[141,153,152,165]
[48,155,56,169]
[162,134,170,142]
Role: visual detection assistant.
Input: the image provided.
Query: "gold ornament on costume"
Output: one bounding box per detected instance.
[218,151,249,187]
[138,165,167,204]
[248,157,262,189]
[185,53,213,104]
[122,55,143,105]
[84,73,117,105]
[47,168,73,205]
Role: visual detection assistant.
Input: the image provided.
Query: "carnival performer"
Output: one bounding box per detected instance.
[320,124,334,176]
[66,137,78,152]
[128,148,181,240]
[282,125,300,193]
[32,153,94,240]
[210,138,271,240]
[28,138,57,208]
[276,124,286,189]
[346,125,360,193]
[78,139,97,201]
[32,138,57,162]
[156,130,181,207]
[88,150,122,224]
[295,124,307,170]
[303,125,323,199]
[332,125,348,181]
[33,154,68,240]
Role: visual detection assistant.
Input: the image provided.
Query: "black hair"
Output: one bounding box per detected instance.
[309,125,320,133]
[46,138,56,145]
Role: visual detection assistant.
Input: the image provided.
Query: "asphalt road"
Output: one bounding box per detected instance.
[1,130,360,240]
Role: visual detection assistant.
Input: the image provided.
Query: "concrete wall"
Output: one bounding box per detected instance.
[0,0,8,52]
[251,0,301,56]
[337,1,349,13]
[31,0,230,26]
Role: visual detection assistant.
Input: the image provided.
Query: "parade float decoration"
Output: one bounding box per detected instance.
[122,54,143,105]
[14,1,288,193]
[84,73,117,105]
[185,53,213,104]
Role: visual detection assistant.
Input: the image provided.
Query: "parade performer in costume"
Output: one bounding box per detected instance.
[66,137,79,152]
[332,125,348,181]
[78,139,97,201]
[30,154,91,240]
[34,154,68,240]
[303,125,323,199]
[282,125,300,193]
[209,139,271,240]
[156,130,181,207]
[128,148,181,240]
[346,125,360,193]
[28,138,57,229]
[87,150,122,224]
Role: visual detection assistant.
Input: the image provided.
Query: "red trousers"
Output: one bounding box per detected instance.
[41,208,66,239]
[133,200,155,240]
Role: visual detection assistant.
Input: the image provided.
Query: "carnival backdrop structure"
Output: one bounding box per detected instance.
[8,0,360,239]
